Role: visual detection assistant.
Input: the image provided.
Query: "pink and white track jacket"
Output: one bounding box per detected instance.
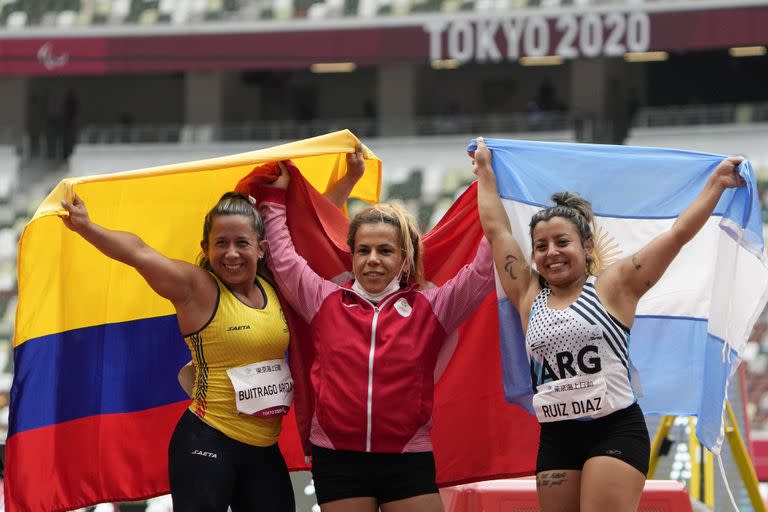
[260,187,494,453]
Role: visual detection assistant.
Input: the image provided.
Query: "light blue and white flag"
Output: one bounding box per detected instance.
[469,138,768,453]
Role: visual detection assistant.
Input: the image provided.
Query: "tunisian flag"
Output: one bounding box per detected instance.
[240,162,539,487]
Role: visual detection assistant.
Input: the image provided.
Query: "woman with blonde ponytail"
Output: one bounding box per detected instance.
[259,145,494,512]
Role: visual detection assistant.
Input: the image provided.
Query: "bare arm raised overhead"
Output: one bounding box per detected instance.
[323,143,366,208]
[474,137,537,312]
[60,194,215,332]
[599,156,746,325]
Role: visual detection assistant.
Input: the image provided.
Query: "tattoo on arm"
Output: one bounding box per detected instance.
[537,471,568,488]
[504,255,519,280]
[632,254,654,288]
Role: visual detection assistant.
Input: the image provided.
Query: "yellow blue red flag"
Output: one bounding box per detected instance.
[7,130,381,512]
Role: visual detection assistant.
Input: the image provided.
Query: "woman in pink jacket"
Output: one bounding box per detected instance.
[259,147,494,512]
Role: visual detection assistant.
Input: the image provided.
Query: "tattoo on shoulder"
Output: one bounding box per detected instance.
[537,471,567,488]
[504,255,519,280]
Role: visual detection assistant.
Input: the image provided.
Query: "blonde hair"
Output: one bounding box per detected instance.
[348,203,424,288]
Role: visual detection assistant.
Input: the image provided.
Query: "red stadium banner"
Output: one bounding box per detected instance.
[0,5,766,75]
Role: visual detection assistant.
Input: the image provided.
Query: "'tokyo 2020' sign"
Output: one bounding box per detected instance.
[424,12,651,62]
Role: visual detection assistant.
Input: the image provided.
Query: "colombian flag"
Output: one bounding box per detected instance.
[7,131,382,512]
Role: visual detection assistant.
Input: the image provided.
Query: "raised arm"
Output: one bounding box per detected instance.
[60,194,209,308]
[423,236,495,334]
[259,164,339,323]
[474,137,536,311]
[602,156,745,308]
[323,143,366,208]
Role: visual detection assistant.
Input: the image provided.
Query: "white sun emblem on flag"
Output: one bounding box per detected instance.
[592,223,623,275]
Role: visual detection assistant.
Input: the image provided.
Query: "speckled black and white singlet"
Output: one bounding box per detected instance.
[526,276,639,421]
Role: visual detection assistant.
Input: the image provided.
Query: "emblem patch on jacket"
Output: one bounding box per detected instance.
[394,298,412,318]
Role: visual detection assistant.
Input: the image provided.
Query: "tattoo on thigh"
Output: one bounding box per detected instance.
[537,471,567,488]
[504,255,519,280]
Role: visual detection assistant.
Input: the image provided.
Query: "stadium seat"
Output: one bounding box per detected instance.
[158,0,175,20]
[108,0,129,21]
[204,0,222,20]
[439,0,457,12]
[6,10,27,28]
[139,7,158,23]
[0,0,721,24]
[57,9,77,25]
[341,0,356,15]
[735,105,754,124]
[306,2,327,17]
[92,0,114,23]
[410,0,440,13]
[0,2,12,26]
[386,169,423,201]
[74,0,91,24]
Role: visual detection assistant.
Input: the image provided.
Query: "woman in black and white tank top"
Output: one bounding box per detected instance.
[474,136,745,512]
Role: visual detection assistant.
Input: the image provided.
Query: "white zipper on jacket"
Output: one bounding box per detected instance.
[359,290,406,452]
[366,306,380,452]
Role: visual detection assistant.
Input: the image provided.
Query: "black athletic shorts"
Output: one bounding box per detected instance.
[168,410,295,512]
[536,402,650,476]
[311,445,439,505]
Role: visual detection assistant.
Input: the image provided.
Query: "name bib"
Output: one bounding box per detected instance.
[532,375,608,423]
[226,358,294,418]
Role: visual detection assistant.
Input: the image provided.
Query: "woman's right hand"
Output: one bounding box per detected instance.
[272,161,291,189]
[60,194,92,234]
[346,143,365,181]
[471,137,493,176]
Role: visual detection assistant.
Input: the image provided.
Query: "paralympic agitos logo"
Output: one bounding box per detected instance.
[37,42,69,70]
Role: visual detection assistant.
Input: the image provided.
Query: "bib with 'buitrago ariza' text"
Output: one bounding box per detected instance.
[226,358,294,418]
[532,374,608,422]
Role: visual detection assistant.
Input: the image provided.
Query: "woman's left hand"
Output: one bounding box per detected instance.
[272,161,291,189]
[711,156,746,189]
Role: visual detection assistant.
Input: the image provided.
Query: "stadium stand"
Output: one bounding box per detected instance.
[0,0,722,26]
[0,146,19,204]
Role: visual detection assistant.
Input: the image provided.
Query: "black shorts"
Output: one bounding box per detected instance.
[168,410,295,512]
[311,445,439,505]
[536,402,650,476]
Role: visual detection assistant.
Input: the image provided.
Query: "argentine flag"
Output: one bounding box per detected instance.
[470,138,768,453]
